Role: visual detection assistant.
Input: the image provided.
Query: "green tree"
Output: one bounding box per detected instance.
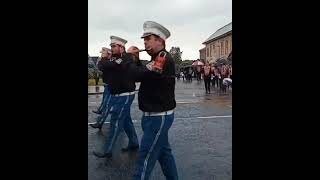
[88,54,98,79]
[169,47,182,65]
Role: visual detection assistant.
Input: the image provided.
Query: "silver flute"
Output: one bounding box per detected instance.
[139,49,151,52]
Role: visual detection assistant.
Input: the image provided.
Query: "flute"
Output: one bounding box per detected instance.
[139,49,151,52]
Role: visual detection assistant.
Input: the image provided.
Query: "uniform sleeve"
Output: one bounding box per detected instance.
[100,60,118,71]
[97,58,108,71]
[162,54,176,78]
[128,62,159,82]
[128,52,175,82]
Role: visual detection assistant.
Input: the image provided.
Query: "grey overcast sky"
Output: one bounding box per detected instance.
[88,0,232,60]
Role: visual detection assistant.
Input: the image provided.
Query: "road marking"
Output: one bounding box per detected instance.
[176,101,200,104]
[88,115,232,125]
[89,102,98,104]
[88,120,138,125]
[88,101,200,104]
[197,115,232,119]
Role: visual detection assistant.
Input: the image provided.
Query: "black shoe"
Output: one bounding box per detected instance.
[121,145,139,152]
[89,123,102,130]
[93,151,112,158]
[92,110,102,114]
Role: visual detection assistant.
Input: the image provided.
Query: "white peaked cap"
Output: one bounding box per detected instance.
[110,36,127,47]
[141,21,171,40]
[100,47,111,53]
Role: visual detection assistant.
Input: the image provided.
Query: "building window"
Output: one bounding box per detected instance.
[225,40,228,55]
[221,42,224,55]
[210,45,212,57]
[213,45,215,56]
[207,47,209,57]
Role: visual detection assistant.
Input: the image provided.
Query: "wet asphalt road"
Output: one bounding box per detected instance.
[88,80,232,180]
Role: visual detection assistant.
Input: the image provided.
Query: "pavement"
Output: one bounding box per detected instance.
[88,79,232,180]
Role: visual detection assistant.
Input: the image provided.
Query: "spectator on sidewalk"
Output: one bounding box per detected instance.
[203,62,212,94]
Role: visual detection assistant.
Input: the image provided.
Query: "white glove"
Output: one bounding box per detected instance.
[146,61,154,71]
[115,58,122,64]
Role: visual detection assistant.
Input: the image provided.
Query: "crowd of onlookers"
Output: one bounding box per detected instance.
[177,63,232,94]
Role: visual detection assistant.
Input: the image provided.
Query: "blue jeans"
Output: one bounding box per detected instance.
[133,113,178,180]
[95,85,114,126]
[104,94,139,154]
[97,84,110,113]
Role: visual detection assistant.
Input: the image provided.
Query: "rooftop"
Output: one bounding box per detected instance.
[203,22,232,44]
